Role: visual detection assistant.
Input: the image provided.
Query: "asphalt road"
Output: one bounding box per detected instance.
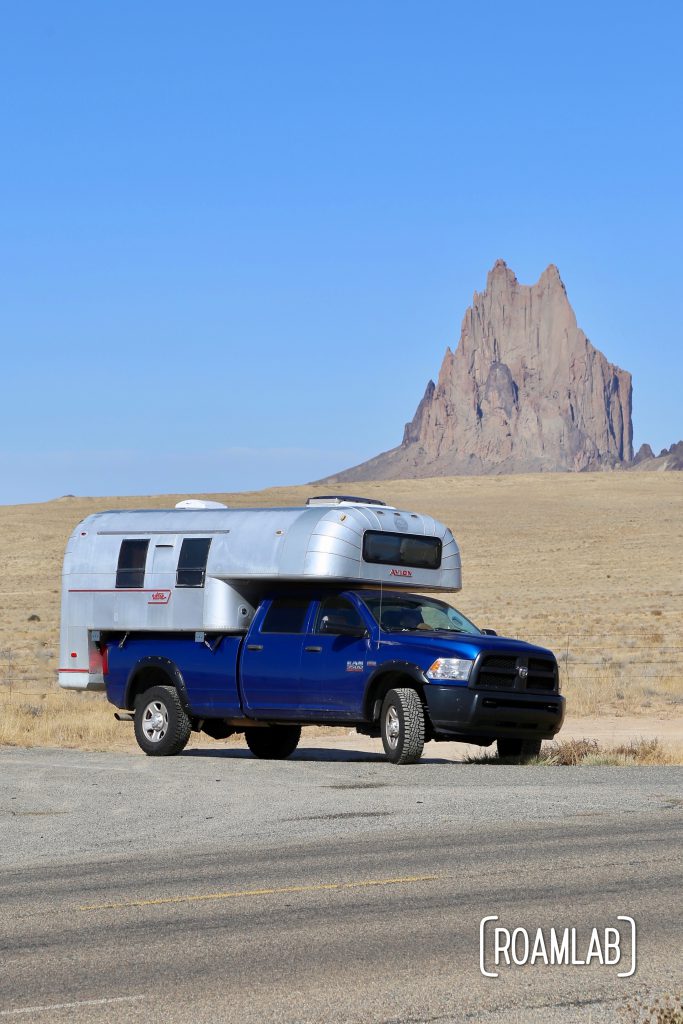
[1,744,681,1023]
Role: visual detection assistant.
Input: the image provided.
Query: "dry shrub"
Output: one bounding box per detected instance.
[612,738,670,762]
[467,737,681,766]
[541,738,600,764]
[621,993,683,1024]
[542,736,678,766]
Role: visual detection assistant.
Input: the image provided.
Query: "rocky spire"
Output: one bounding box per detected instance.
[321,261,634,481]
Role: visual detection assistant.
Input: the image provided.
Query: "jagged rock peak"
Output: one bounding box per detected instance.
[320,260,635,482]
[633,443,655,465]
[631,440,683,472]
[488,257,515,278]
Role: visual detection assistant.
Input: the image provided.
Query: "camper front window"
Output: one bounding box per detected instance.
[115,539,150,589]
[362,531,442,570]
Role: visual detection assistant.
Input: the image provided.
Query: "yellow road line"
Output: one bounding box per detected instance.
[79,874,440,912]
[0,996,144,1017]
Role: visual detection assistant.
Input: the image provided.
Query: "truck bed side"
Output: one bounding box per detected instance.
[106,633,244,717]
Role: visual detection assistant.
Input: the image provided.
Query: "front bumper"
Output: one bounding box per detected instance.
[424,684,565,741]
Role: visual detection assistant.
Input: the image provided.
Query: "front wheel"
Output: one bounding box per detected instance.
[134,685,192,756]
[245,725,301,760]
[380,688,425,765]
[496,737,542,763]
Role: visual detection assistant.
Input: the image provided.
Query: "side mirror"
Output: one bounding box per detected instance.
[480,628,498,636]
[320,614,367,638]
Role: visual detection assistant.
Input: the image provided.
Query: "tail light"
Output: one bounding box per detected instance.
[89,643,109,676]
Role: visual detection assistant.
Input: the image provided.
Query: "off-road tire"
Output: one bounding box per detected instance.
[380,687,425,765]
[245,725,301,760]
[496,737,542,763]
[134,684,192,756]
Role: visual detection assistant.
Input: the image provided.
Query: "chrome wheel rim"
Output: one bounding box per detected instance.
[142,700,168,743]
[385,705,400,750]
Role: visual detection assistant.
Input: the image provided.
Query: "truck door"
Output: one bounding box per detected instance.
[240,596,313,718]
[300,595,371,717]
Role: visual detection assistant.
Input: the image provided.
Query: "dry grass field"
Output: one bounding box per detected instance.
[0,472,681,753]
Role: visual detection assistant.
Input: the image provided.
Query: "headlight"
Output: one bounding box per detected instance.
[426,658,473,681]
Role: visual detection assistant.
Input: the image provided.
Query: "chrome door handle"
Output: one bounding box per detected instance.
[304,645,322,653]
[246,644,263,651]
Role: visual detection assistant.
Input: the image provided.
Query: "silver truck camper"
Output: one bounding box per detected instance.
[59,496,461,691]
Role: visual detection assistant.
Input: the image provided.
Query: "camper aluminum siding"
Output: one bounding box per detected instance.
[59,504,461,690]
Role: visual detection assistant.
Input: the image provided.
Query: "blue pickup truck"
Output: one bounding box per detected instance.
[59,497,564,764]
[103,587,564,764]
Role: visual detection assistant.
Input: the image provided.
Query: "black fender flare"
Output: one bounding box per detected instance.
[362,660,429,720]
[124,656,191,714]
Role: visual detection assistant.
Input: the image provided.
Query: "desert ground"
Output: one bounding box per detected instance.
[0,472,681,754]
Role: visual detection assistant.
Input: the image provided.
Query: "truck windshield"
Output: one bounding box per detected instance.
[361,594,481,635]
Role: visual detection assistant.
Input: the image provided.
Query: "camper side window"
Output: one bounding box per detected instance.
[116,539,150,589]
[176,537,212,588]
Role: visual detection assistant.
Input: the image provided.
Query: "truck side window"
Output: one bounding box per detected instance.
[176,538,212,588]
[115,539,150,589]
[261,597,310,634]
[315,597,364,633]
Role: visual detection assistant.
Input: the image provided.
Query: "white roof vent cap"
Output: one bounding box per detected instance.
[175,499,228,510]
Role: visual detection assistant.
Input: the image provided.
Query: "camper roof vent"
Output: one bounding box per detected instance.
[306,495,390,508]
[174,499,228,510]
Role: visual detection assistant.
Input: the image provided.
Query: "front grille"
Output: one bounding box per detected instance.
[481,655,517,672]
[473,653,558,693]
[475,655,517,690]
[526,657,557,692]
[477,671,516,690]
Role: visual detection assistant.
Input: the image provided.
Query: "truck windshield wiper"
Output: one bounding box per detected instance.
[421,627,467,634]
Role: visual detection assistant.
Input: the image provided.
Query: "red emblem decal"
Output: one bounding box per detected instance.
[148,590,171,605]
[389,568,413,577]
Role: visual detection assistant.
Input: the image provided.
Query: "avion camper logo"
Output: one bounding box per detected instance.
[389,568,413,578]
[148,590,171,605]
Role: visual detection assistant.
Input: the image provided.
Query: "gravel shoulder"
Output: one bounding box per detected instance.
[1,743,682,867]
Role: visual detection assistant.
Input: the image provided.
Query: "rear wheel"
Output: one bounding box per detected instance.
[245,725,301,760]
[134,685,191,756]
[380,688,425,765]
[496,737,542,763]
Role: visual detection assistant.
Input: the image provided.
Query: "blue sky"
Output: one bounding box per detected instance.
[1,1,681,503]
